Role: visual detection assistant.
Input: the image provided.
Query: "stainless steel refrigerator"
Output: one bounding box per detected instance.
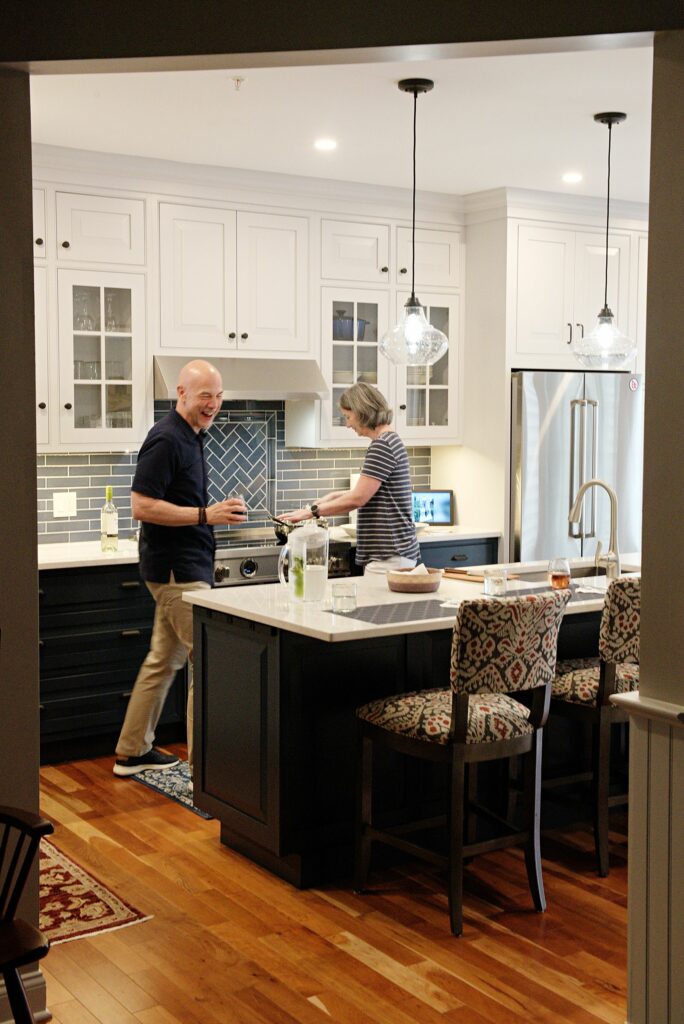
[510,370,645,563]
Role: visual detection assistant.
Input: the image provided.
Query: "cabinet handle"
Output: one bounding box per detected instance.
[119,691,133,700]
[399,404,406,411]
[120,628,141,638]
[61,240,70,249]
[400,267,408,274]
[120,580,141,589]
[35,237,44,246]
[38,402,47,410]
[64,402,72,410]
[566,323,573,345]
[228,332,236,339]
[576,322,585,338]
[38,589,44,596]
[240,333,249,340]
[380,266,389,273]
[450,553,468,562]
[39,704,45,712]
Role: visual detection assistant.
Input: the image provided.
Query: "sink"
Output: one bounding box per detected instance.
[514,565,607,583]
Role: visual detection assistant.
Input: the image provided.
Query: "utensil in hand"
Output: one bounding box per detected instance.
[548,557,571,589]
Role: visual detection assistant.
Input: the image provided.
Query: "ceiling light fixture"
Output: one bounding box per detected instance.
[379,79,448,367]
[314,138,337,151]
[571,112,636,370]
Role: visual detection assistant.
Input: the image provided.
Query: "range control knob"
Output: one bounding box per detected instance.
[214,564,230,583]
[240,558,258,578]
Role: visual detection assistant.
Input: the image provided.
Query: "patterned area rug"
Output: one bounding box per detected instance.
[40,841,151,944]
[130,759,212,819]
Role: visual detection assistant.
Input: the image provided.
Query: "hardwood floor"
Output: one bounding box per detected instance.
[39,744,627,1024]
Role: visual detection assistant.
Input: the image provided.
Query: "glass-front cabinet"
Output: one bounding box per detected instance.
[320,287,390,443]
[394,292,460,442]
[57,270,146,446]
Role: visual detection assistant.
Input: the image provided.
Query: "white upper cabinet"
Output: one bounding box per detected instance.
[394,291,461,443]
[56,269,147,447]
[33,188,47,259]
[321,220,390,284]
[34,266,50,445]
[160,203,309,354]
[56,192,146,265]
[514,223,630,365]
[395,227,461,289]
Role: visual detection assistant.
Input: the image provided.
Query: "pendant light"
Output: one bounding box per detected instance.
[572,112,636,370]
[380,79,448,367]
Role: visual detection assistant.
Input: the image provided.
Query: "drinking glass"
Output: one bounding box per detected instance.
[228,488,247,514]
[483,567,507,596]
[548,557,571,590]
[332,580,357,613]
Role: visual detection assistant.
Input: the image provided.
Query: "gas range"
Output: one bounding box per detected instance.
[213,527,352,586]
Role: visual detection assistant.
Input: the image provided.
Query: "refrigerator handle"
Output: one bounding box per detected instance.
[584,399,599,538]
[569,399,585,539]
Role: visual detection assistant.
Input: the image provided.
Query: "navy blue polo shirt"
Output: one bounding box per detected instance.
[132,410,214,584]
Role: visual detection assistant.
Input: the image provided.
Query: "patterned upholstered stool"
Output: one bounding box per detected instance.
[354,590,570,936]
[551,575,640,876]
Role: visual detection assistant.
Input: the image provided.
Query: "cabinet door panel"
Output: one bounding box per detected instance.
[56,192,145,264]
[396,226,461,288]
[33,188,47,258]
[515,225,575,355]
[573,230,631,342]
[321,220,390,283]
[236,211,308,352]
[159,203,237,350]
[34,266,50,445]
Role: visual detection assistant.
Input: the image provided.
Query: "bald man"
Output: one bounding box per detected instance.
[114,360,247,778]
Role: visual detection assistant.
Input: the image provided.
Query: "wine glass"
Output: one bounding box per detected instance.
[548,557,571,590]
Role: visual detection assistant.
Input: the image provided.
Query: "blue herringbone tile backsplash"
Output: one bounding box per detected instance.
[37,401,431,543]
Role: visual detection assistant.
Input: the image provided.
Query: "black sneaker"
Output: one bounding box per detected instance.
[113,749,180,777]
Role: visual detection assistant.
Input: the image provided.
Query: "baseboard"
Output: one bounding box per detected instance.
[0,967,50,1023]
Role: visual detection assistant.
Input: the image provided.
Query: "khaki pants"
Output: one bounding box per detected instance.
[115,576,210,768]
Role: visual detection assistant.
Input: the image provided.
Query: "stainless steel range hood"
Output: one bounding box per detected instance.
[153,356,328,401]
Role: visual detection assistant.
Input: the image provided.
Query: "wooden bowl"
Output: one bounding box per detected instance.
[387,567,443,594]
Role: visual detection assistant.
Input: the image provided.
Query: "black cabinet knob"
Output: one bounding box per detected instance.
[400,267,407,274]
[64,402,72,410]
[240,332,248,340]
[61,240,70,249]
[38,402,46,410]
[35,237,44,246]
[450,553,468,562]
[380,266,388,273]
[399,404,406,411]
[228,332,236,339]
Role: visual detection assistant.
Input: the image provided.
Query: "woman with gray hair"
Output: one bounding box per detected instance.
[281,382,419,573]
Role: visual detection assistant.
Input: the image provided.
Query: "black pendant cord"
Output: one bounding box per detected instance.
[410,88,417,304]
[603,122,612,313]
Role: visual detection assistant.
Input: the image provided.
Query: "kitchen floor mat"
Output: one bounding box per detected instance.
[130,759,213,819]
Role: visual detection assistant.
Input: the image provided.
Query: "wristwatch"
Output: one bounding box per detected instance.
[310,503,321,519]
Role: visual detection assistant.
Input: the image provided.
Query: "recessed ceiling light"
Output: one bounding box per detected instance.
[314,138,337,152]
[562,171,583,184]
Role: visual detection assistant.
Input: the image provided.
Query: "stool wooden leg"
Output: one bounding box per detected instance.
[523,731,546,913]
[448,749,466,936]
[594,712,612,877]
[354,729,373,892]
[3,967,35,1024]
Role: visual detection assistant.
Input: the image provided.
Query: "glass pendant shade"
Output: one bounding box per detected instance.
[380,298,448,366]
[572,305,637,370]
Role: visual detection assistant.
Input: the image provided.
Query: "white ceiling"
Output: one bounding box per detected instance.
[29,45,653,203]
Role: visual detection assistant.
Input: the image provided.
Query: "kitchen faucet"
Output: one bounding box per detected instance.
[568,478,621,580]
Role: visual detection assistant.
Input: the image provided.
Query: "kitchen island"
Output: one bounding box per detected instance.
[184,564,628,886]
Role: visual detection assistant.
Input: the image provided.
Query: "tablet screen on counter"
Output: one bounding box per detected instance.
[411,489,454,525]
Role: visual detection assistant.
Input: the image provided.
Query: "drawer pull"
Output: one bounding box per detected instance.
[39,639,44,647]
[120,629,141,638]
[38,589,44,597]
[450,553,468,562]
[119,691,133,700]
[120,580,141,589]
[39,704,45,712]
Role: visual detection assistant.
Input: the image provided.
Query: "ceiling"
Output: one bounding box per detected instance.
[29,45,653,203]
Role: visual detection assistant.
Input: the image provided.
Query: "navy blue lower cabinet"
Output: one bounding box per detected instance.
[39,564,186,764]
[420,537,499,569]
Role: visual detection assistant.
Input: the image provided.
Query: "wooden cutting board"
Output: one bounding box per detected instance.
[441,568,519,582]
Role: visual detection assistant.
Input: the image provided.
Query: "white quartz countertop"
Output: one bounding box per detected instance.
[183,567,624,643]
[329,525,500,544]
[37,539,140,569]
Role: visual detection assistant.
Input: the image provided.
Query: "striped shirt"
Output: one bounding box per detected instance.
[356,431,420,566]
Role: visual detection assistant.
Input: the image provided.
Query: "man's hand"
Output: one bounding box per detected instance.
[206,497,248,526]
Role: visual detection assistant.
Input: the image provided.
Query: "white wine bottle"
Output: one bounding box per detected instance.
[100,485,118,551]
